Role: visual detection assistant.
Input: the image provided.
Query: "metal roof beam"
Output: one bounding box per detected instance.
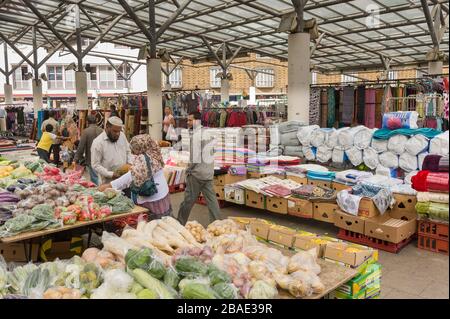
[421,0,440,48]
[116,0,154,43]
[156,0,193,40]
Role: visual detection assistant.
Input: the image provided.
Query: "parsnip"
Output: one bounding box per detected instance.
[124,235,171,264]
[143,220,158,241]
[157,220,191,245]
[136,220,147,232]
[150,227,175,253]
[162,216,202,248]
[154,225,190,249]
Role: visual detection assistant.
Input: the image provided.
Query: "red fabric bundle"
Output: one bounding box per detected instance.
[426,172,449,193]
[411,170,429,192]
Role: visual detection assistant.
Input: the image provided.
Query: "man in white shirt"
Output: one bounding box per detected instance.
[91,116,132,184]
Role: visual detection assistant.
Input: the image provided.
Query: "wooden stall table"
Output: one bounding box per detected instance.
[0,206,148,261]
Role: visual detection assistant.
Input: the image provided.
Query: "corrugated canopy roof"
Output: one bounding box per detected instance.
[0,0,448,73]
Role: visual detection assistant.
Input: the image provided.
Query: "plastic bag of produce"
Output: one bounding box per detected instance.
[212,282,238,299]
[287,248,321,275]
[247,280,278,299]
[175,256,208,277]
[163,267,180,290]
[125,247,166,279]
[0,255,7,296]
[207,264,232,286]
[180,281,217,299]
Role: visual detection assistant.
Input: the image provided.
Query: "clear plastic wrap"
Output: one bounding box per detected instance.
[387,134,408,155]
[287,248,321,275]
[247,280,278,299]
[405,134,429,156]
[371,138,388,153]
[399,152,419,172]
[363,147,379,170]
[345,147,363,166]
[379,151,399,169]
[297,125,320,146]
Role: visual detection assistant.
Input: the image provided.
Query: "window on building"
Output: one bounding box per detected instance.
[341,73,358,83]
[210,68,222,88]
[99,65,116,89]
[116,64,132,89]
[256,69,275,88]
[65,69,75,89]
[13,65,31,90]
[169,67,182,88]
[312,72,318,85]
[388,70,398,80]
[88,66,98,89]
[47,66,64,89]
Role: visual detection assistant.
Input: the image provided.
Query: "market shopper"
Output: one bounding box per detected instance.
[41,111,61,165]
[98,134,172,220]
[177,111,221,225]
[74,115,103,185]
[91,116,132,185]
[110,104,119,117]
[36,124,67,163]
[61,115,79,151]
[162,106,176,142]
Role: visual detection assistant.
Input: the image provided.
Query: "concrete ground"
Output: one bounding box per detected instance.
[170,192,449,299]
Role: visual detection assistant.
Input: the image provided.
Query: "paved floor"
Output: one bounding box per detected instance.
[170,192,449,299]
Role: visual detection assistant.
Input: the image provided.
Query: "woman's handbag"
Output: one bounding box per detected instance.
[130,154,158,197]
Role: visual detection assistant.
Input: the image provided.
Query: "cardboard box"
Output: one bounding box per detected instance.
[286,175,308,186]
[40,238,84,262]
[266,196,288,214]
[335,263,382,297]
[0,243,39,262]
[313,202,338,223]
[245,190,266,210]
[294,233,339,257]
[224,174,247,185]
[287,197,314,218]
[268,225,296,247]
[364,211,417,244]
[334,209,367,234]
[391,193,417,215]
[224,186,246,204]
[228,216,256,230]
[331,181,352,192]
[214,185,225,200]
[214,174,226,186]
[249,219,271,240]
[308,179,332,188]
[358,197,380,218]
[324,242,375,267]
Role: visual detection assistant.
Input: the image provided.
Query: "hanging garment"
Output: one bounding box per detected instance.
[327,87,336,128]
[356,86,365,125]
[342,87,354,125]
[364,88,376,128]
[320,89,328,128]
[309,88,321,126]
[375,89,384,128]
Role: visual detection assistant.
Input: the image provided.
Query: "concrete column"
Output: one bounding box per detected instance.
[288,32,310,123]
[4,84,13,104]
[32,79,43,115]
[221,78,230,103]
[249,86,256,105]
[428,60,443,76]
[75,71,88,110]
[147,58,162,140]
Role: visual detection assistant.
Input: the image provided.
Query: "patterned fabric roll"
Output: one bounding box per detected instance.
[327,87,336,128]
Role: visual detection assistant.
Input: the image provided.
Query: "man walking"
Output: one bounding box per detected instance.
[74,115,103,185]
[41,111,61,165]
[177,112,221,225]
[91,116,131,184]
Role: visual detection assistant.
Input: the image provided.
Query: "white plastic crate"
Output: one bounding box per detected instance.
[224,185,246,205]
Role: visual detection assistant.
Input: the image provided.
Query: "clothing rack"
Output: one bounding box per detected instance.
[386,93,445,117]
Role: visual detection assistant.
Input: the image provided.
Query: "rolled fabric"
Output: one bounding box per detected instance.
[338,126,365,149]
[376,165,391,178]
[326,128,342,148]
[280,131,301,146]
[379,151,399,169]
[270,126,280,145]
[399,152,419,172]
[429,131,449,156]
[411,170,429,192]
[405,134,429,156]
[418,151,429,170]
[439,155,449,172]
[354,127,375,150]
[278,120,305,134]
[316,145,333,163]
[427,172,449,192]
[404,170,419,185]
[332,147,347,164]
[284,145,303,158]
[371,138,388,153]
[302,145,317,161]
[310,128,335,148]
[422,154,442,172]
[296,125,320,146]
[415,202,449,221]
[417,192,449,204]
[363,147,379,170]
[387,134,409,155]
[345,146,363,166]
[382,111,419,129]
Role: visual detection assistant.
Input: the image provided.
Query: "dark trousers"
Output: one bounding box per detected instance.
[37,148,51,163]
[177,175,221,225]
[50,144,61,165]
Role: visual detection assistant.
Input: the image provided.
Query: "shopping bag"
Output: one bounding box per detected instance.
[167,124,178,141]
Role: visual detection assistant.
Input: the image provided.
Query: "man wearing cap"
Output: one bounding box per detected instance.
[91,116,132,184]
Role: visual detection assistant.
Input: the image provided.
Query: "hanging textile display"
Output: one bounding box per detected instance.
[375,88,384,128]
[320,89,328,128]
[342,87,355,125]
[364,88,376,128]
[309,88,321,126]
[327,87,336,128]
[356,85,365,124]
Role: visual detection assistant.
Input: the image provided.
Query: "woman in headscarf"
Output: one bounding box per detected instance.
[98,134,172,220]
[61,115,79,150]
